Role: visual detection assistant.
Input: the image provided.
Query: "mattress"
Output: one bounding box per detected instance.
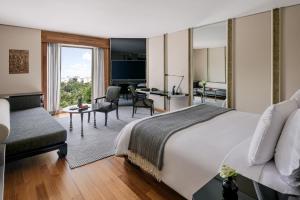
[115,107,260,199]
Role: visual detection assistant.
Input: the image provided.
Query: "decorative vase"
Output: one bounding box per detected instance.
[222,177,238,200]
[77,97,82,108]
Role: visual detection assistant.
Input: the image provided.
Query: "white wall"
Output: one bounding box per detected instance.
[0,25,41,95]
[234,12,272,113]
[148,36,165,110]
[281,5,300,100]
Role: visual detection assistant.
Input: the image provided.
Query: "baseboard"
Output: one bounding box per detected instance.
[154,108,166,113]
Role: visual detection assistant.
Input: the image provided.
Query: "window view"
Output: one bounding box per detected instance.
[60,46,92,108]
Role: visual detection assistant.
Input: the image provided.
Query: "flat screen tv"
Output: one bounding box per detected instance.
[111,60,145,80]
[111,38,146,81]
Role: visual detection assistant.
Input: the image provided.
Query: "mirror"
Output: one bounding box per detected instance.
[192,21,227,107]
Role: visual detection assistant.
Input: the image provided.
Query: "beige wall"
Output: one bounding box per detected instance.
[193,47,226,83]
[167,30,189,94]
[147,36,165,110]
[167,30,190,109]
[0,25,41,95]
[147,30,190,111]
[193,49,207,81]
[281,5,300,100]
[208,47,226,83]
[234,12,272,113]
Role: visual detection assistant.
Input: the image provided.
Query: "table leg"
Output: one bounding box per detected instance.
[93,111,96,128]
[69,113,73,131]
[168,96,171,111]
[215,90,217,101]
[81,113,84,137]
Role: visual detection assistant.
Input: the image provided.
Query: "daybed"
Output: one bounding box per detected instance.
[3,93,67,161]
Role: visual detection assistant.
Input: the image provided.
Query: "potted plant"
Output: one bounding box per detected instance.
[220,165,238,200]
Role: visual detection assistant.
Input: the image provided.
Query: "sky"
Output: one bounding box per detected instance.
[61,46,92,79]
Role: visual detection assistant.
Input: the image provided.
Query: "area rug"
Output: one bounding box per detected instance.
[56,106,150,169]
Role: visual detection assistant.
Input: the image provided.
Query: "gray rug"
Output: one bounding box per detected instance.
[56,106,152,169]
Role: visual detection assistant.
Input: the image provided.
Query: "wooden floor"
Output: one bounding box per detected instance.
[4,152,185,200]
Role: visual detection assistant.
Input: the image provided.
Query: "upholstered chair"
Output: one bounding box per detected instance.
[92,86,121,126]
[128,85,154,118]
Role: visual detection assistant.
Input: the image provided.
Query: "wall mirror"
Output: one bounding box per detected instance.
[192,21,227,107]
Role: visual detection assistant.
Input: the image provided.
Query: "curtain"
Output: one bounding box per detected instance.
[47,43,61,112]
[92,48,105,101]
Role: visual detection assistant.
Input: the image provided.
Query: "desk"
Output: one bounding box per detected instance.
[137,89,189,111]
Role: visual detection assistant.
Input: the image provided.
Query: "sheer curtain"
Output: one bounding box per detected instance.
[47,43,61,112]
[92,48,105,101]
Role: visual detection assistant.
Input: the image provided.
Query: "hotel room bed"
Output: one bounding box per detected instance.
[115,106,261,199]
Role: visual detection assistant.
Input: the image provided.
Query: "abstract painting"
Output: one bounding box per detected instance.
[9,49,29,74]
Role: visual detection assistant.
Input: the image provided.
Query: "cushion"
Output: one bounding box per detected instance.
[4,107,67,156]
[248,100,298,165]
[275,109,300,187]
[8,94,42,111]
[290,89,300,107]
[0,99,10,142]
[95,102,117,112]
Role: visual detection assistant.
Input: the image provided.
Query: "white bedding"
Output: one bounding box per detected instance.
[115,107,259,199]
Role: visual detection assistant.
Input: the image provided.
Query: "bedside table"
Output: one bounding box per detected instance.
[192,174,289,200]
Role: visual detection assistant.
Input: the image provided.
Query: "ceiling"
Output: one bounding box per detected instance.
[0,0,299,38]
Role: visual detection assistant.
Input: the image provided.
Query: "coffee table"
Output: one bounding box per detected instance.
[62,104,99,137]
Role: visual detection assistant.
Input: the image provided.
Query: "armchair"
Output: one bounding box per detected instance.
[128,85,154,117]
[92,86,121,126]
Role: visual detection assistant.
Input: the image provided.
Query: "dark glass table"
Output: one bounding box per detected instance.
[193,174,291,200]
[62,104,101,136]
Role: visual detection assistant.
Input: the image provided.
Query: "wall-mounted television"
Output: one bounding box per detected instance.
[111,38,146,81]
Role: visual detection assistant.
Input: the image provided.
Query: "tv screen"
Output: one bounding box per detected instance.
[111,38,146,60]
[111,61,145,80]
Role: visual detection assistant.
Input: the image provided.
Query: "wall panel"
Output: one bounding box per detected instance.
[234,12,272,113]
[281,5,300,100]
[148,36,165,110]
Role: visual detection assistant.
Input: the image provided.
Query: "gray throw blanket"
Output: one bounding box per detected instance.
[128,104,233,170]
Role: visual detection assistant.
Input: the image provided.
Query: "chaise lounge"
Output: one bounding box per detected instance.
[3,93,67,162]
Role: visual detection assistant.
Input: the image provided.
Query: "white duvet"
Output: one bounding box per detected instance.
[115,107,259,199]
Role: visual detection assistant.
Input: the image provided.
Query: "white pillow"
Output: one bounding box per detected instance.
[275,109,300,187]
[290,89,300,107]
[248,100,298,165]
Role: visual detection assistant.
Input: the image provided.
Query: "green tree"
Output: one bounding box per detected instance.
[60,78,92,108]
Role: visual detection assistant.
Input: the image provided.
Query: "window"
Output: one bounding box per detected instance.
[60,46,93,108]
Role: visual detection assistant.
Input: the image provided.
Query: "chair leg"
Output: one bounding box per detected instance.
[116,106,119,119]
[88,112,90,123]
[150,107,152,116]
[132,106,135,118]
[105,112,108,126]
